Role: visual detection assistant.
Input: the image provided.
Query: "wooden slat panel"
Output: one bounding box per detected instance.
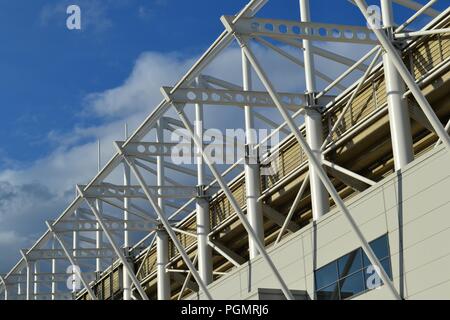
[325,75,381,142]
[412,32,449,79]
[103,276,111,300]
[112,269,120,294]
[137,249,157,280]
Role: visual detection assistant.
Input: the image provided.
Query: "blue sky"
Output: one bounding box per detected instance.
[0,0,443,166]
[0,0,446,273]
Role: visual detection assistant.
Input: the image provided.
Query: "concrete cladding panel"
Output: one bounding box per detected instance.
[190,147,450,300]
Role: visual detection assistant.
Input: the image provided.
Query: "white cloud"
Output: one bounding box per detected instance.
[0,231,27,246]
[0,41,372,273]
[0,50,195,273]
[84,52,195,118]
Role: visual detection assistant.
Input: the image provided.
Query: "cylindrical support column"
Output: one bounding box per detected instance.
[51,238,57,300]
[3,280,11,300]
[194,81,213,285]
[2,282,7,300]
[156,120,170,300]
[72,210,79,293]
[25,260,34,301]
[242,50,265,259]
[156,229,170,300]
[123,125,132,301]
[4,285,10,301]
[17,272,22,300]
[300,0,316,92]
[33,261,39,300]
[157,119,165,213]
[381,0,414,171]
[305,109,329,220]
[300,0,329,220]
[96,141,103,274]
[95,207,102,273]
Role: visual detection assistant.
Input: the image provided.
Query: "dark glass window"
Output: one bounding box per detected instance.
[316,282,339,300]
[339,271,365,299]
[363,258,392,289]
[315,261,338,290]
[315,234,392,300]
[338,249,362,278]
[363,235,390,266]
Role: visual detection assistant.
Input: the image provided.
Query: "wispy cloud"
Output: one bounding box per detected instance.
[138,0,168,19]
[84,52,195,118]
[138,5,153,19]
[0,50,193,273]
[0,231,27,246]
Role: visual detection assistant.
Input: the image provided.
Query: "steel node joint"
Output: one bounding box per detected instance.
[196,185,209,200]
[124,248,134,262]
[221,15,250,47]
[305,91,317,106]
[304,91,326,113]
[220,15,237,35]
[245,144,260,164]
[384,27,406,50]
[172,102,185,115]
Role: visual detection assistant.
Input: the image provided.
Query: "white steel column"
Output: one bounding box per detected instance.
[156,229,170,300]
[96,140,103,274]
[354,0,450,149]
[195,78,213,285]
[242,51,265,259]
[51,237,57,300]
[123,125,132,301]
[156,120,170,300]
[235,34,400,299]
[33,261,39,300]
[2,278,8,301]
[26,261,33,301]
[172,104,294,300]
[20,251,34,301]
[17,272,22,300]
[72,209,79,293]
[381,0,414,170]
[123,156,213,300]
[300,0,329,220]
[81,201,149,300]
[47,222,98,300]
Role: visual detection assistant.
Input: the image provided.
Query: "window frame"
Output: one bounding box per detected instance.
[314,234,392,300]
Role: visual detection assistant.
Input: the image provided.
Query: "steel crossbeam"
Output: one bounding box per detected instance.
[50,219,156,232]
[222,16,379,45]
[80,183,218,199]
[24,248,116,261]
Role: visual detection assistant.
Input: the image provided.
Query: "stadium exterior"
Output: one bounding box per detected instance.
[1,0,449,300]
